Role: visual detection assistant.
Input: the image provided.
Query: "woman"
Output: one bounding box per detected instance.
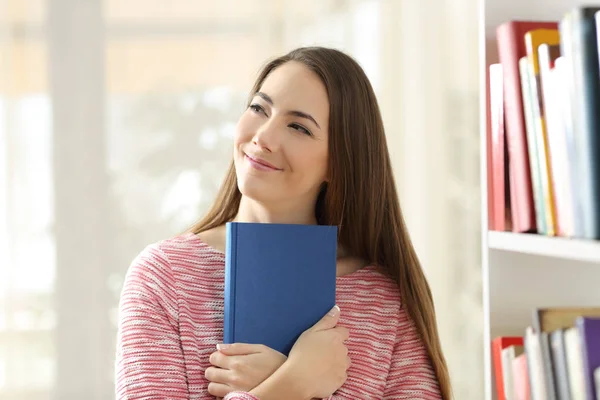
[116,46,452,400]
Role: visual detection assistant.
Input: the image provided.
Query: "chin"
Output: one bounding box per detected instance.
[236,175,279,204]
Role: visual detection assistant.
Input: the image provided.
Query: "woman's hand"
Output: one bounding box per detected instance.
[283,305,351,399]
[205,343,287,397]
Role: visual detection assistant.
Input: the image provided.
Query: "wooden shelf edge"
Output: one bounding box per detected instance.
[487,231,600,263]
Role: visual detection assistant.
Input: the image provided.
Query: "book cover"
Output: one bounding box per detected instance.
[519,55,546,234]
[549,329,571,400]
[489,63,507,231]
[486,62,497,231]
[595,367,600,400]
[525,326,548,400]
[223,222,338,356]
[524,29,560,236]
[512,353,531,400]
[540,332,558,400]
[564,326,587,399]
[502,345,525,400]
[496,20,558,233]
[558,12,584,238]
[561,8,600,239]
[493,336,525,400]
[556,56,578,237]
[539,45,575,238]
[576,317,600,400]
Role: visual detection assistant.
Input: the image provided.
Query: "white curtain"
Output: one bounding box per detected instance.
[0,0,481,399]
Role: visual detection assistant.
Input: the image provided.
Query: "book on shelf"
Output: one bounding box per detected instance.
[492,307,600,400]
[487,7,600,240]
[487,62,509,231]
[493,336,525,400]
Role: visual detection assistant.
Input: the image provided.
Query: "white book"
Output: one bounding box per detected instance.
[595,366,600,400]
[502,345,524,400]
[564,327,586,400]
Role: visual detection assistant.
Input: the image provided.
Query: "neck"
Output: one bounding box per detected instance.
[233,195,318,225]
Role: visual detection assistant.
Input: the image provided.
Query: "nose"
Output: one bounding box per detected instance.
[252,118,280,153]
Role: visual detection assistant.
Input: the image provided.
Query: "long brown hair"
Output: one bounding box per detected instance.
[189,46,452,399]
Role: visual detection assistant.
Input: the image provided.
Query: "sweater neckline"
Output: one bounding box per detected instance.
[185,232,376,280]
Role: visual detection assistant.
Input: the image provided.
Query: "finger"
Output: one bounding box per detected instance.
[346,355,352,369]
[310,305,340,332]
[207,382,232,398]
[209,350,231,369]
[335,326,350,341]
[217,342,264,356]
[204,366,230,384]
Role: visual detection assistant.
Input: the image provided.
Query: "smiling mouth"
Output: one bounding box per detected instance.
[244,153,282,171]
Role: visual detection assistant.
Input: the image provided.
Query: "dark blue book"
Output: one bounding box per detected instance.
[560,7,600,239]
[223,222,338,356]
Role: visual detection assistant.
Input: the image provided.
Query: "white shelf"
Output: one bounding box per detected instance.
[488,231,600,263]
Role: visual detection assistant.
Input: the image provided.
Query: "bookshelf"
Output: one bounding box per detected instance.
[481,0,600,399]
[488,231,600,263]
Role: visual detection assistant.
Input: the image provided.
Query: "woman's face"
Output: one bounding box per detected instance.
[233,61,329,207]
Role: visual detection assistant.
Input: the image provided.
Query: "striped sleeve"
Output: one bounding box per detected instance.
[224,392,259,400]
[115,244,189,399]
[382,305,442,400]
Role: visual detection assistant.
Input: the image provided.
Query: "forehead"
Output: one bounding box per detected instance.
[259,61,329,123]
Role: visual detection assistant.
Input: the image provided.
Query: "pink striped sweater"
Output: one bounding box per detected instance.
[115,233,442,399]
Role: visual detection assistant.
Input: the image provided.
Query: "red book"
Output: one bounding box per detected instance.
[492,336,524,400]
[496,20,558,233]
[489,63,506,231]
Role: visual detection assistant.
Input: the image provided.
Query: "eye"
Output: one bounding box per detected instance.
[249,103,267,116]
[289,123,312,136]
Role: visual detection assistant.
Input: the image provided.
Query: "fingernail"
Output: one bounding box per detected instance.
[217,343,231,351]
[328,305,340,317]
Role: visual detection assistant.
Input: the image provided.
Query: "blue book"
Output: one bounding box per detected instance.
[223,222,338,356]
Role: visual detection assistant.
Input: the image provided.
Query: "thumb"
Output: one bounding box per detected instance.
[310,305,340,332]
[216,343,261,355]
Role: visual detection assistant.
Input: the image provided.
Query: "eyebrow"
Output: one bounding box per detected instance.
[255,91,321,130]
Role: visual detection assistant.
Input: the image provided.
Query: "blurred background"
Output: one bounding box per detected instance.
[0,0,481,399]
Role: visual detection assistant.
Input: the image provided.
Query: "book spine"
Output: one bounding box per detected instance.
[569,8,600,239]
[559,12,584,238]
[576,317,600,400]
[525,31,558,236]
[496,23,537,233]
[223,223,237,344]
[489,63,506,231]
[550,330,572,400]
[595,367,600,400]
[519,56,546,233]
[486,62,497,231]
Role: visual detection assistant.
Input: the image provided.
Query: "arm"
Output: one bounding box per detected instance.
[382,305,442,400]
[115,244,189,399]
[223,393,260,400]
[221,361,309,400]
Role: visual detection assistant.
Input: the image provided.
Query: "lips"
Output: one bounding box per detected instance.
[244,153,282,171]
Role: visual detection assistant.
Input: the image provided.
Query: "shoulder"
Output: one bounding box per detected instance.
[125,232,223,288]
[143,231,223,264]
[343,265,401,303]
[338,265,402,325]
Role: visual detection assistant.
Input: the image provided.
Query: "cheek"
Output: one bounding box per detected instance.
[288,145,328,181]
[234,111,255,148]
